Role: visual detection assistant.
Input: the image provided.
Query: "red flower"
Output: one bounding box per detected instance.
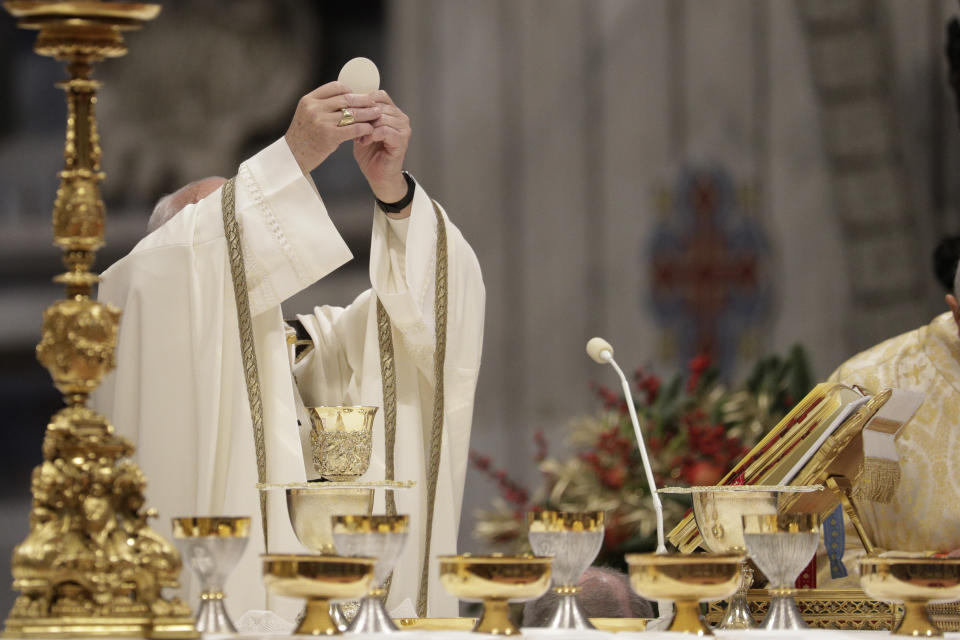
[602,466,627,490]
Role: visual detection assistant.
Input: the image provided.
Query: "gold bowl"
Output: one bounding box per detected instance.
[439,554,552,635]
[286,486,374,553]
[860,557,960,637]
[309,406,377,481]
[625,553,744,635]
[262,554,375,635]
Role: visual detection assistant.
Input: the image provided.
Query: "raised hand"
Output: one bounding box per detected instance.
[353,90,412,204]
[284,82,381,175]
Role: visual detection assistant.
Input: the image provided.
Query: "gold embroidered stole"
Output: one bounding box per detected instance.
[377,201,449,617]
[221,177,269,547]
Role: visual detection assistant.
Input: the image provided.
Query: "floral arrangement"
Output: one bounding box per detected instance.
[471,346,812,563]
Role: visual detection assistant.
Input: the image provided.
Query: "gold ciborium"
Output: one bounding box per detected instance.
[625,553,743,635]
[262,554,375,636]
[659,484,823,629]
[439,555,552,635]
[859,557,960,637]
[309,406,377,481]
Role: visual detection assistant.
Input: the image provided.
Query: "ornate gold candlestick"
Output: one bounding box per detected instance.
[2,2,196,637]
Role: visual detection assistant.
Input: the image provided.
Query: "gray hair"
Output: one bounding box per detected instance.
[147,176,227,234]
[522,566,653,627]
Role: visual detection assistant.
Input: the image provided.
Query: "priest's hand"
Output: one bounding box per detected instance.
[284,82,380,175]
[353,91,412,208]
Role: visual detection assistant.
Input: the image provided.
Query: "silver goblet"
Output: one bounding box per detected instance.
[527,510,604,630]
[742,513,820,630]
[172,516,250,634]
[331,515,409,633]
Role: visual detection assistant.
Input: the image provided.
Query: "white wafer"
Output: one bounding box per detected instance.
[338,57,380,93]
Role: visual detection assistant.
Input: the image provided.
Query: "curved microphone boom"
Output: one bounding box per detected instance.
[586,337,666,554]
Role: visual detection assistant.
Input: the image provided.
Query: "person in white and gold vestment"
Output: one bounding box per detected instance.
[92,82,485,619]
[826,267,960,566]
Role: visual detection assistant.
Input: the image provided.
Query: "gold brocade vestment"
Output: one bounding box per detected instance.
[828,312,960,553]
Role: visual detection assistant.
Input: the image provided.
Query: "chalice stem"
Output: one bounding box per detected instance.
[347,595,399,633]
[719,561,755,629]
[475,598,518,635]
[195,592,236,634]
[298,598,339,636]
[546,587,595,630]
[764,588,808,630]
[895,601,941,637]
[669,599,712,635]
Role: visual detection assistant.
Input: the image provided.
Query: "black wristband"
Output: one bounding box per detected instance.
[376,171,416,213]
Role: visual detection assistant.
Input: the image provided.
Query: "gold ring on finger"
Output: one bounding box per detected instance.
[337,108,355,127]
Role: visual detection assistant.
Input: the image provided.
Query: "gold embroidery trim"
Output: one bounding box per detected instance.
[376,299,398,600]
[221,177,269,548]
[375,201,449,616]
[377,299,399,519]
[855,456,901,504]
[418,200,449,617]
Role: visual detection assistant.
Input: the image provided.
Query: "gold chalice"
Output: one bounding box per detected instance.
[859,557,960,637]
[309,406,377,481]
[527,510,604,629]
[331,515,409,633]
[439,555,553,635]
[171,516,250,634]
[659,484,823,629]
[261,554,375,636]
[625,553,744,635]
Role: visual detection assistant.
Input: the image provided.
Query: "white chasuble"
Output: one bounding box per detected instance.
[92,138,485,618]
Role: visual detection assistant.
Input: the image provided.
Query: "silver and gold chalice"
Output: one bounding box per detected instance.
[625,553,743,635]
[860,556,960,637]
[659,484,823,629]
[526,510,604,629]
[741,513,820,630]
[171,516,250,634]
[331,515,409,633]
[262,554,375,636]
[439,554,552,635]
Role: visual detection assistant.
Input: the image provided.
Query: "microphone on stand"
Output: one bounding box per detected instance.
[586,337,666,554]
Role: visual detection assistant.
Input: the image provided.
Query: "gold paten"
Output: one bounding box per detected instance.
[171,517,251,539]
[261,554,375,636]
[308,406,377,481]
[527,510,604,532]
[439,555,552,635]
[625,553,743,636]
[2,2,198,638]
[860,557,960,637]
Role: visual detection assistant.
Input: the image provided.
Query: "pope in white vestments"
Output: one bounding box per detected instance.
[91,83,485,618]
